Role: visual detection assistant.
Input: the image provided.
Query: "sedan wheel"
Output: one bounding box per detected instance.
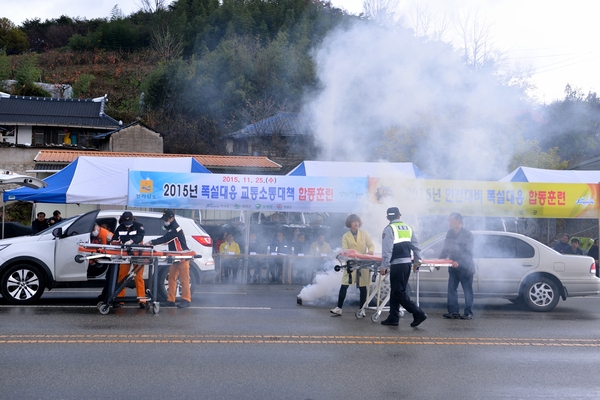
[522,276,560,312]
[1,264,45,304]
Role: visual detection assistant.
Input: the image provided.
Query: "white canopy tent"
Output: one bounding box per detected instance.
[500,166,600,183]
[287,161,428,178]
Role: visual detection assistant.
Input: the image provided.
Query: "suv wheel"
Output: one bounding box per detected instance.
[522,276,560,312]
[156,264,198,302]
[1,264,45,304]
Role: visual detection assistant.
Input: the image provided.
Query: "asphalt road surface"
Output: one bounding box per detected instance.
[1,285,600,399]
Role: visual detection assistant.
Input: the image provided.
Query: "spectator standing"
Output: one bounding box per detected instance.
[439,212,476,320]
[31,212,49,234]
[564,238,584,255]
[49,210,63,225]
[553,234,571,254]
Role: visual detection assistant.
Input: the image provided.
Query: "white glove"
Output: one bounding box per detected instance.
[124,240,134,245]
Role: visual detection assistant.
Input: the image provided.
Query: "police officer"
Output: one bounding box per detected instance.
[380,207,427,327]
[145,209,192,308]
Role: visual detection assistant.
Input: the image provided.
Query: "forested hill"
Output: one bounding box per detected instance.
[1,0,351,155]
[2,1,600,174]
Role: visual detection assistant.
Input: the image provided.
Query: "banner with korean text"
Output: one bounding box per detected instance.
[369,177,600,218]
[128,171,368,212]
[128,171,599,218]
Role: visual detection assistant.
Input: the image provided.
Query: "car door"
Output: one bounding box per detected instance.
[54,211,99,281]
[475,234,539,296]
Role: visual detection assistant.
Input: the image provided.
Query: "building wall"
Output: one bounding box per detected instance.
[0,147,39,175]
[109,125,163,153]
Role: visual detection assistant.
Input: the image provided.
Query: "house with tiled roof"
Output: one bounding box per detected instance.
[0,92,121,147]
[223,112,316,171]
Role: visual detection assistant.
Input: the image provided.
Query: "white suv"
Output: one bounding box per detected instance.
[0,210,215,304]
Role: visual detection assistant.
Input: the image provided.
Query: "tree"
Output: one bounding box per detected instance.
[362,0,402,27]
[455,9,503,71]
[405,2,450,41]
[12,54,51,97]
[0,17,29,55]
[138,0,169,13]
[509,139,567,171]
[151,26,183,63]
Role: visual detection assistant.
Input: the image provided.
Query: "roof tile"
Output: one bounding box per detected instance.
[34,150,282,169]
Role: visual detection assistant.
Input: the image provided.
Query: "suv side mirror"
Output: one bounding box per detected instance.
[52,227,63,238]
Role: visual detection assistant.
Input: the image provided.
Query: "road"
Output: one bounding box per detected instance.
[1,285,600,399]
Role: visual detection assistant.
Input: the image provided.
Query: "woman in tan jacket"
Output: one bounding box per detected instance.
[330,214,374,316]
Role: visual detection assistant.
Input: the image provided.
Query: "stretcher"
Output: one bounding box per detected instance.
[335,250,452,322]
[76,243,198,315]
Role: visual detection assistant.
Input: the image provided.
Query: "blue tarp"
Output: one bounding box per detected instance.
[4,156,211,204]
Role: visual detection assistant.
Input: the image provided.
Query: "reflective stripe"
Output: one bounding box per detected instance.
[118,230,138,236]
[390,222,412,244]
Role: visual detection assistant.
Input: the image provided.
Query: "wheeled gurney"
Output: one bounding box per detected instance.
[76,243,198,315]
[335,250,452,322]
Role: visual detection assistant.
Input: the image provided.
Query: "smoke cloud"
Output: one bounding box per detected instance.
[304,21,528,181]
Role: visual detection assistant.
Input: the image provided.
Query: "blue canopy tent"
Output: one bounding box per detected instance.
[3,156,211,205]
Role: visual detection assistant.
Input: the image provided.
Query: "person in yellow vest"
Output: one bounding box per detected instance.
[219,232,241,281]
[379,207,427,327]
[330,214,374,316]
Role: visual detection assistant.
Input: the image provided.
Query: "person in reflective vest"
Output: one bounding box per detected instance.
[380,207,427,327]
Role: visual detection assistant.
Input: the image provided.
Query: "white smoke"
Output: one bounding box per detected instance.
[304,21,528,181]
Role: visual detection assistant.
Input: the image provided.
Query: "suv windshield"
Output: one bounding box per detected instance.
[34,215,77,236]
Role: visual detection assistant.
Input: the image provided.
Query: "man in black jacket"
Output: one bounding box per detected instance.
[439,212,475,320]
[31,212,49,234]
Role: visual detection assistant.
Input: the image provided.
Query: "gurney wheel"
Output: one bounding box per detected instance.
[334,265,341,272]
[399,309,405,317]
[371,313,380,323]
[98,303,110,315]
[355,309,366,319]
[74,254,85,263]
[152,303,160,314]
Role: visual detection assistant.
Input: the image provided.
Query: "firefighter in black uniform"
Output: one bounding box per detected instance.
[111,211,146,308]
[145,209,192,309]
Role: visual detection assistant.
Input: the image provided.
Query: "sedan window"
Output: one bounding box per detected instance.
[474,235,534,259]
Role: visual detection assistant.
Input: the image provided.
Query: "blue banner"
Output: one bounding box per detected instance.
[128,172,368,212]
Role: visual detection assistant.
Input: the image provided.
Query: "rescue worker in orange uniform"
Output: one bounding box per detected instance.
[145,209,192,309]
[90,223,113,278]
[112,211,146,308]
